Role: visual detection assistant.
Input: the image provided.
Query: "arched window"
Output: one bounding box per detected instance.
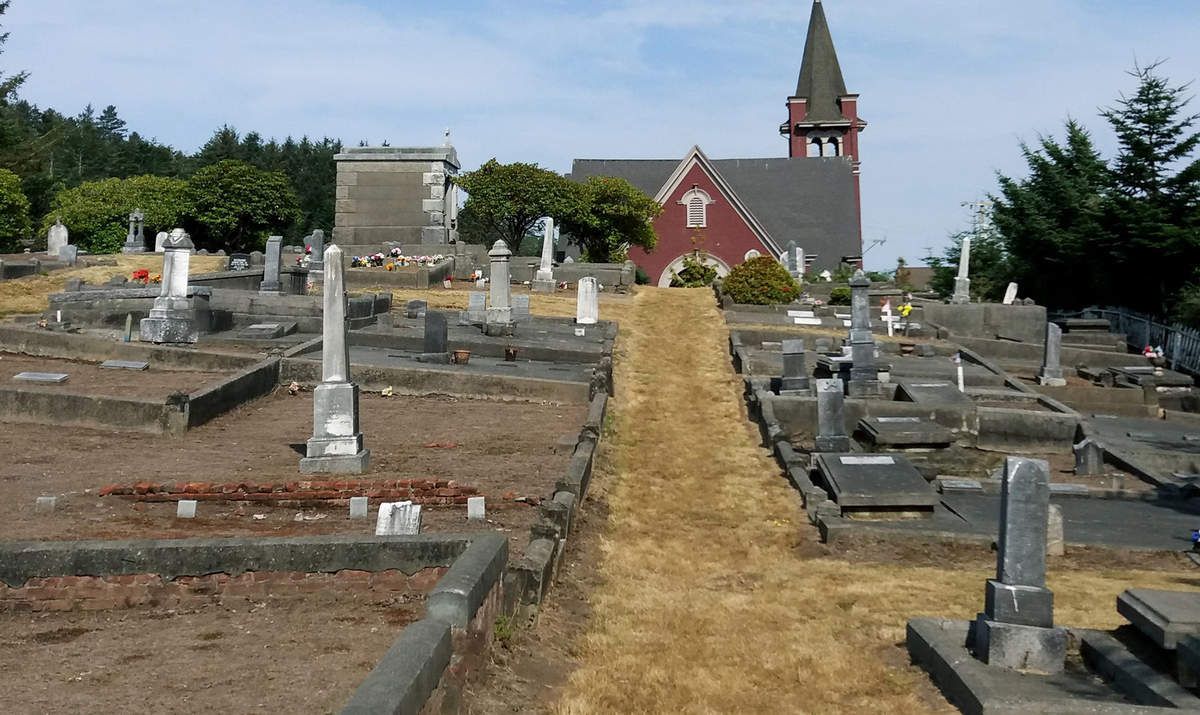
[827,137,840,157]
[743,249,761,261]
[678,186,714,229]
[807,138,822,158]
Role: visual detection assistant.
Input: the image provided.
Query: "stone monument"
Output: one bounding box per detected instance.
[577,277,599,325]
[847,270,880,396]
[46,219,68,257]
[300,244,370,474]
[154,231,169,252]
[121,209,146,253]
[332,145,460,246]
[532,217,556,293]
[260,236,283,294]
[815,378,851,452]
[951,234,971,304]
[1037,322,1067,386]
[486,240,513,329]
[139,229,197,344]
[780,339,811,395]
[970,456,1066,673]
[307,229,325,283]
[785,240,799,279]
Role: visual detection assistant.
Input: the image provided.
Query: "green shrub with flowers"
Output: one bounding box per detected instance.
[722,256,801,305]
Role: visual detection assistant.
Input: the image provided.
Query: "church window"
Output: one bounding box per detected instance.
[827,137,840,157]
[807,138,822,158]
[743,249,762,261]
[679,186,713,229]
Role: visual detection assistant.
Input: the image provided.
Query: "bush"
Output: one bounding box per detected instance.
[829,286,851,305]
[43,175,189,254]
[0,169,31,252]
[722,256,800,305]
[635,265,651,285]
[669,254,718,287]
[184,159,300,252]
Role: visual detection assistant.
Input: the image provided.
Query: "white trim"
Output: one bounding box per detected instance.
[679,187,713,229]
[657,253,732,288]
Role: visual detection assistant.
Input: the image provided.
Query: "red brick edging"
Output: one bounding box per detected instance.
[98,479,480,506]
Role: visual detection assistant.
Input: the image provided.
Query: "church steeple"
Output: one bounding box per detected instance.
[794,0,848,124]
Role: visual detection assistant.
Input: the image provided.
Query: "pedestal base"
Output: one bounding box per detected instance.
[300,449,371,475]
[781,376,811,393]
[484,321,513,337]
[121,245,146,254]
[815,435,852,452]
[847,379,884,398]
[531,279,556,293]
[971,616,1066,674]
[951,277,971,304]
[1037,369,1066,387]
[139,315,197,344]
[984,580,1054,628]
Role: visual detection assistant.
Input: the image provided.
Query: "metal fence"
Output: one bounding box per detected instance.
[1076,306,1200,376]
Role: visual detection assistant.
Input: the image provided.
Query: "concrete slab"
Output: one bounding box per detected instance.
[13,372,69,384]
[813,453,938,512]
[237,321,298,340]
[895,380,971,405]
[857,416,954,448]
[99,360,149,371]
[1118,589,1200,650]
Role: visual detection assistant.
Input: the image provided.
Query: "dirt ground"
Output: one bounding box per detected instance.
[1,351,230,398]
[0,590,422,714]
[0,390,583,551]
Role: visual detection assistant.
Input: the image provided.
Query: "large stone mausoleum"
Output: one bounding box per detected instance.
[333,143,460,246]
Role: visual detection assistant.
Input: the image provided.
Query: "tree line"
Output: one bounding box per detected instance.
[928,62,1200,322]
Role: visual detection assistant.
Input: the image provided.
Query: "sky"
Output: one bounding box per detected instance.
[5,0,1200,269]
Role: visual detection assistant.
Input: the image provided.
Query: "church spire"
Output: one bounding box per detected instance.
[794,0,848,123]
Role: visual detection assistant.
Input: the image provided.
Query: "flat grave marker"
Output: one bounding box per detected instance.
[895,380,971,405]
[813,452,938,513]
[100,360,149,371]
[14,372,69,384]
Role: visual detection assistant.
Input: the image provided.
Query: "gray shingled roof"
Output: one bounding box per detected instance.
[794,0,849,124]
[570,156,861,270]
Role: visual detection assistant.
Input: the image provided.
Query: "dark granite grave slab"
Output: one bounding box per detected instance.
[895,379,971,405]
[813,452,938,512]
[1118,589,1200,650]
[857,416,954,448]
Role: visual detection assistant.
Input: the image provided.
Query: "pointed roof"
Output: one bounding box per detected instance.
[794,0,849,123]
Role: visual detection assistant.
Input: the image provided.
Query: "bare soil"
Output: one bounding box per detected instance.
[0,591,422,714]
[0,351,229,398]
[0,390,583,552]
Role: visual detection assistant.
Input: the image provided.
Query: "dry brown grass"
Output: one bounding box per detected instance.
[353,284,638,323]
[0,255,227,317]
[553,287,1198,715]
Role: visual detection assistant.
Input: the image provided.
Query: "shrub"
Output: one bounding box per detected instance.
[635,265,651,285]
[829,285,852,305]
[669,254,718,287]
[184,159,300,252]
[43,175,188,254]
[722,256,800,305]
[0,169,31,252]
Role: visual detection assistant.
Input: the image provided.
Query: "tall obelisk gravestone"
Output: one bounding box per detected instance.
[532,218,556,293]
[300,244,370,474]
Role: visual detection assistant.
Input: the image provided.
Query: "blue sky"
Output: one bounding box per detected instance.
[6,0,1200,269]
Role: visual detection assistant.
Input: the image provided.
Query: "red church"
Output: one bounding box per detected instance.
[570,0,866,286]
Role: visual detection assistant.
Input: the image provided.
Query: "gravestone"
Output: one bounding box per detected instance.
[780,339,810,394]
[785,240,799,278]
[1046,504,1064,557]
[813,453,938,514]
[1002,282,1019,305]
[121,209,146,253]
[227,253,251,271]
[177,500,197,519]
[249,250,265,267]
[46,219,68,257]
[375,501,421,535]
[577,277,599,325]
[260,235,283,294]
[951,234,971,304]
[423,311,448,355]
[14,372,69,383]
[847,270,880,396]
[307,229,325,280]
[970,456,1066,673]
[467,292,486,324]
[815,378,851,452]
[486,239,513,326]
[1037,322,1067,386]
[58,244,78,266]
[1073,437,1104,475]
[154,231,168,253]
[139,229,198,343]
[894,380,971,405]
[100,360,149,371]
[467,496,486,520]
[300,244,370,474]
[857,416,953,448]
[814,337,835,354]
[349,496,369,519]
[512,294,531,324]
[35,496,57,513]
[1118,589,1200,651]
[406,300,427,319]
[532,217,556,293]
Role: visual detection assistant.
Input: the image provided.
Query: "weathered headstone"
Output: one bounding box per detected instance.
[375,501,421,535]
[577,277,599,325]
[815,378,851,452]
[467,292,486,324]
[46,219,68,257]
[154,231,168,253]
[951,234,971,304]
[1073,437,1104,475]
[785,240,799,278]
[122,209,146,253]
[58,244,78,266]
[532,218,556,293]
[512,294,531,323]
[423,311,448,355]
[1037,322,1067,387]
[971,456,1066,673]
[227,253,251,271]
[487,239,513,326]
[260,235,283,294]
[847,270,879,396]
[1002,282,1019,305]
[1046,504,1064,557]
[780,339,810,394]
[406,300,427,319]
[249,250,265,267]
[300,244,370,474]
[467,496,486,521]
[307,229,325,281]
[139,229,198,343]
[349,496,369,519]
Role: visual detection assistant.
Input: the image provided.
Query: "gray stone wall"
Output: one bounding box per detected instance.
[334,147,460,246]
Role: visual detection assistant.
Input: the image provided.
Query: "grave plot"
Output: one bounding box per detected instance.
[0,590,420,713]
[0,390,585,553]
[0,351,229,398]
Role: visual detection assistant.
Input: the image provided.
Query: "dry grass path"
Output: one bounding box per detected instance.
[553,287,1198,714]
